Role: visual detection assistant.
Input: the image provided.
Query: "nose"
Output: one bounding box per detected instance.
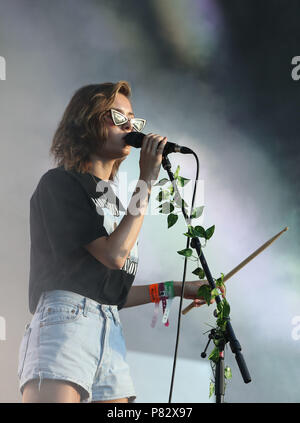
[122,118,134,132]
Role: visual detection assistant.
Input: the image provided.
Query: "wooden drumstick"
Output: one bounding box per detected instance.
[182,227,288,315]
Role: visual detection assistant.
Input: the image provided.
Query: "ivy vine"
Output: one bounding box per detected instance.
[155,165,232,399]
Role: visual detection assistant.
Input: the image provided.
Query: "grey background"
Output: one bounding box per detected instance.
[0,0,299,402]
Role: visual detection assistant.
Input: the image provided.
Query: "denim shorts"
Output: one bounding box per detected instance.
[18,290,136,402]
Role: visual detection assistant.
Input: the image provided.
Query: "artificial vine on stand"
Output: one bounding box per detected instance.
[155,165,232,399]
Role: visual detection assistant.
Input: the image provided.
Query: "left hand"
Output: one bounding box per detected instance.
[181,280,213,307]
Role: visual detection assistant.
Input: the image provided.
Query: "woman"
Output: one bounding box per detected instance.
[18,81,207,403]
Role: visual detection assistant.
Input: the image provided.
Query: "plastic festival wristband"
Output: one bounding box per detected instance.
[159,282,175,327]
[162,281,175,326]
[164,281,175,299]
[149,283,160,303]
[164,281,175,324]
[150,302,160,328]
[149,283,160,328]
[158,283,168,326]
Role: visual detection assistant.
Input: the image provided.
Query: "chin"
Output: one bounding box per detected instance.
[123,144,131,153]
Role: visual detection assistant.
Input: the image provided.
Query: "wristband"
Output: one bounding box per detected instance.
[149,283,160,328]
[164,281,175,298]
[149,283,160,303]
[160,281,174,327]
[150,281,175,328]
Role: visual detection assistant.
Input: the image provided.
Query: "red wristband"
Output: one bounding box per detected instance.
[149,283,160,303]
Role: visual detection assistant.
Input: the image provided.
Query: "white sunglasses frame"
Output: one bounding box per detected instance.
[110,108,146,132]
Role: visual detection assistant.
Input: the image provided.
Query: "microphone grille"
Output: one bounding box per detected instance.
[123,132,144,148]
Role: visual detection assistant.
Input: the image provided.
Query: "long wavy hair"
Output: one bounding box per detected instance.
[49,81,131,180]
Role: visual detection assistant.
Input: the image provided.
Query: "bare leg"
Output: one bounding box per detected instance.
[22,379,83,403]
[93,398,129,403]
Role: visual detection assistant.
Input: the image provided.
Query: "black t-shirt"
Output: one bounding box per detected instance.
[28,165,138,314]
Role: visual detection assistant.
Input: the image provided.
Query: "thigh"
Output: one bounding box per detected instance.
[90,307,136,402]
[18,293,100,402]
[22,379,82,403]
[93,398,129,403]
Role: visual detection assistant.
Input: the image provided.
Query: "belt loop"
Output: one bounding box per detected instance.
[37,292,46,313]
[83,298,88,317]
[111,306,120,325]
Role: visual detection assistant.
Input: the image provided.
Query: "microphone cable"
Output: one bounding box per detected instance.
[168,151,200,403]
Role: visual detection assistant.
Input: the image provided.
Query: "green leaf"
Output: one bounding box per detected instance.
[183,225,197,238]
[215,276,225,290]
[177,176,190,187]
[197,285,212,305]
[208,347,219,363]
[217,301,224,313]
[217,273,225,283]
[156,190,170,202]
[174,165,180,180]
[217,319,227,332]
[224,366,232,380]
[168,184,174,196]
[194,225,207,238]
[159,202,174,214]
[192,267,205,279]
[156,190,163,202]
[209,382,215,398]
[205,225,215,240]
[173,193,188,209]
[154,178,169,187]
[177,248,193,257]
[167,213,178,228]
[210,288,219,298]
[191,206,204,219]
[222,298,230,318]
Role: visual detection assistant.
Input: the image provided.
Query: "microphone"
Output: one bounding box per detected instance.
[123,132,193,155]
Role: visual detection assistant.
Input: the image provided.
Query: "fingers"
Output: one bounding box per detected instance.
[192,297,215,309]
[193,299,206,307]
[142,133,167,155]
[140,133,152,153]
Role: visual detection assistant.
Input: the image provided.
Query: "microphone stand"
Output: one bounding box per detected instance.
[161,153,251,403]
[200,327,226,403]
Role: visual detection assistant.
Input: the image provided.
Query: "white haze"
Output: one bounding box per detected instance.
[0,0,299,403]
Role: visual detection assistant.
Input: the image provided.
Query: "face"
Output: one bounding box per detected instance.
[100,92,135,160]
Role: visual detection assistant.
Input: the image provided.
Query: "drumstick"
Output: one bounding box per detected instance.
[182,227,288,315]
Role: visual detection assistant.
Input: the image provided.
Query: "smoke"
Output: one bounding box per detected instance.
[0,0,298,403]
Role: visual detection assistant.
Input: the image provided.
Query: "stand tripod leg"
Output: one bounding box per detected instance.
[215,351,225,403]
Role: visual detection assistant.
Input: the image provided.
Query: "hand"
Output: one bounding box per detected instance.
[179,280,225,308]
[182,280,209,307]
[139,133,168,184]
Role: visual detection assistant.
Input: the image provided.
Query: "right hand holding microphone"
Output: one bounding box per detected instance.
[139,133,168,185]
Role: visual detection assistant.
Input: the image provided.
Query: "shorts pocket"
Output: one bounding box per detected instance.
[39,303,81,327]
[18,326,32,379]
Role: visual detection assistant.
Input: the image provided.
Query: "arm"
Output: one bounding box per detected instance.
[85,177,151,269]
[122,280,209,308]
[84,134,168,269]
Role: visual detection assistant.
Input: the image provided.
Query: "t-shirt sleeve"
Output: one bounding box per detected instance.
[36,169,107,260]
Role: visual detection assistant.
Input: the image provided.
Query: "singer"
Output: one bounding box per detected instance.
[18,81,208,403]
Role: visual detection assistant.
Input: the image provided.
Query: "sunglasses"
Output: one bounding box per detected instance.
[109,109,146,132]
